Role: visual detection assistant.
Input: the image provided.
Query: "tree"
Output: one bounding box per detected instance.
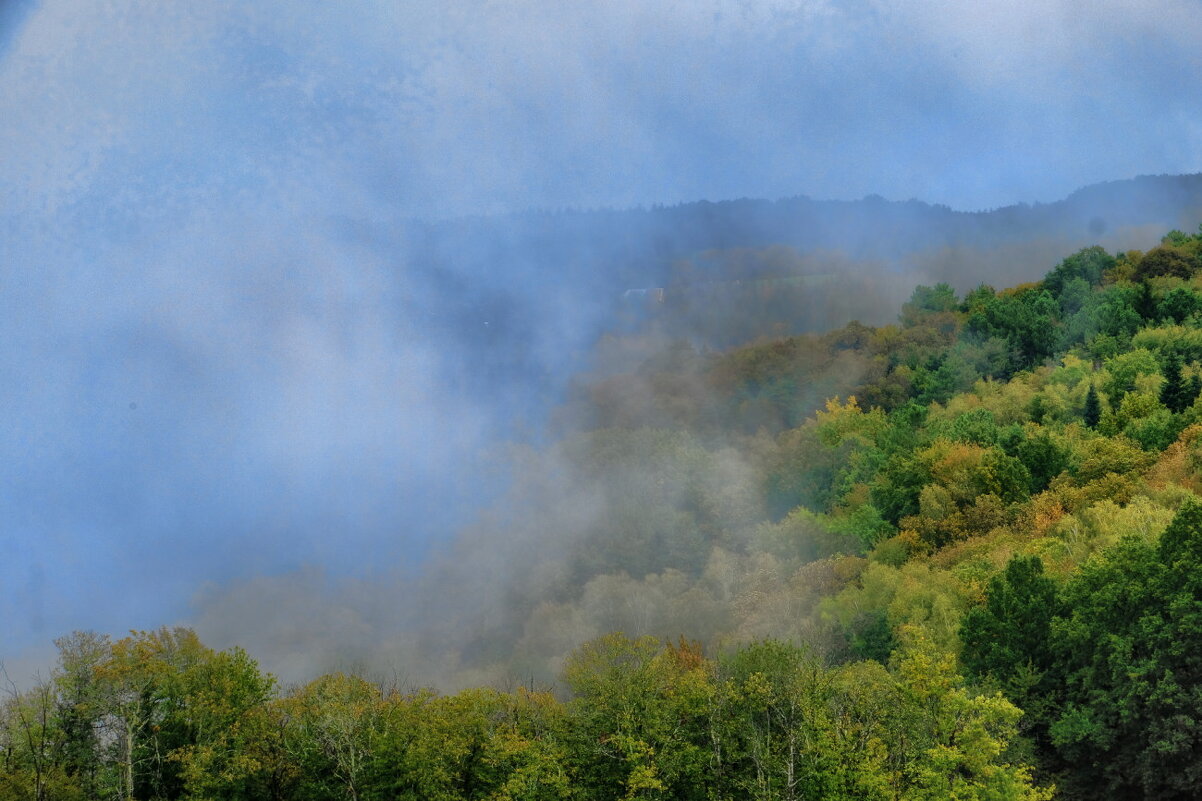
[1134,279,1157,320]
[366,687,572,801]
[1083,384,1102,428]
[901,284,959,326]
[885,629,1053,801]
[54,627,276,801]
[283,673,383,801]
[1161,355,1191,413]
[1042,246,1113,298]
[1158,287,1201,323]
[1015,430,1070,493]
[960,556,1061,758]
[168,647,278,800]
[0,671,79,801]
[1135,245,1199,281]
[951,500,1202,799]
[51,631,110,797]
[717,641,840,801]
[562,634,714,801]
[966,288,1060,375]
[174,697,299,801]
[92,630,184,801]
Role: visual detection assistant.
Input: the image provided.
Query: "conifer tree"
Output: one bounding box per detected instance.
[1135,280,1157,320]
[1161,355,1189,413]
[1083,383,1102,428]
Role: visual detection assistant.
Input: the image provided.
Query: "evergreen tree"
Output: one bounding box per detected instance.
[961,556,1059,700]
[1161,355,1190,413]
[1048,500,1202,799]
[1134,279,1157,319]
[1083,384,1102,428]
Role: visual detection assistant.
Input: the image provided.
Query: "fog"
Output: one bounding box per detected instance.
[4,1,1202,683]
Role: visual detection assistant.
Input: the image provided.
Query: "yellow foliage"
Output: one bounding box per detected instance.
[1046,496,1175,567]
[815,394,886,446]
[922,440,988,502]
[1046,353,1093,388]
[965,374,1040,426]
[1017,491,1067,537]
[1146,425,1201,492]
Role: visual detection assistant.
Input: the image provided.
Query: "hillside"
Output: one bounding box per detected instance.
[12,226,1202,798]
[381,173,1202,406]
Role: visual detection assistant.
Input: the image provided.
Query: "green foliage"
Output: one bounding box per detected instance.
[980,447,1033,504]
[903,282,960,318]
[871,450,930,526]
[563,634,713,800]
[1043,246,1113,299]
[1071,434,1154,484]
[1133,324,1202,362]
[1157,286,1202,323]
[754,505,858,564]
[939,407,1000,446]
[1102,347,1161,398]
[1134,245,1201,281]
[0,628,277,801]
[1124,406,1184,452]
[1015,428,1071,492]
[886,629,1052,801]
[845,609,897,663]
[716,641,847,800]
[961,501,1202,799]
[960,556,1060,732]
[1076,284,1143,348]
[367,688,572,801]
[965,287,1060,374]
[1161,354,1193,413]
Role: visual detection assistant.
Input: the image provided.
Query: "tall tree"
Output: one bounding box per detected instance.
[563,634,714,801]
[1083,384,1102,428]
[1161,355,1190,413]
[52,631,111,798]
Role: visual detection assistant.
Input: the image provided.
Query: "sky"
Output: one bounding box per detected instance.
[3,0,1202,669]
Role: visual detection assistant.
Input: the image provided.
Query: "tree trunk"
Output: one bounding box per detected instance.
[124,720,135,801]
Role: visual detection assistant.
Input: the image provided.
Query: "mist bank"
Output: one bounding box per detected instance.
[6,173,1202,676]
[185,192,1202,690]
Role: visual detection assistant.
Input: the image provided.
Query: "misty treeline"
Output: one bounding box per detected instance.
[1,626,1048,801]
[14,222,1202,798]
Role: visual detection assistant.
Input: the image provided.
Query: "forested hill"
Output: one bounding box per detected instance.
[16,228,1202,799]
[410,173,1202,274]
[391,173,1202,407]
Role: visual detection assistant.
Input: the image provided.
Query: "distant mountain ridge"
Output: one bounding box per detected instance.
[382,173,1202,409]
[406,173,1202,282]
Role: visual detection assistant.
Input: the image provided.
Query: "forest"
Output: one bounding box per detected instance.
[12,227,1202,799]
